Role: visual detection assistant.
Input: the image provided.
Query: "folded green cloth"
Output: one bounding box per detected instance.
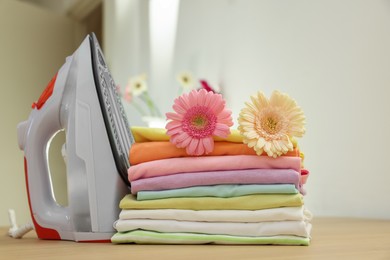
[120,194,303,210]
[111,230,310,245]
[136,184,298,201]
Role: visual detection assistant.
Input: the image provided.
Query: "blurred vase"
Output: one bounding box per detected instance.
[142,116,166,128]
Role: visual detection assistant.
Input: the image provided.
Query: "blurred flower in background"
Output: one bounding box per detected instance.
[128,74,147,96]
[199,79,217,93]
[176,71,195,91]
[123,74,162,117]
[176,71,220,95]
[119,71,222,128]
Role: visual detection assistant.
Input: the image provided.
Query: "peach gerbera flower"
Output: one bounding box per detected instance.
[166,89,233,155]
[238,90,306,158]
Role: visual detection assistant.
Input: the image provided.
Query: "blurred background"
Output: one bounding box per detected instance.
[1,0,390,226]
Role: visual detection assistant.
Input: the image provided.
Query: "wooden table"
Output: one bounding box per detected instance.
[1,218,389,260]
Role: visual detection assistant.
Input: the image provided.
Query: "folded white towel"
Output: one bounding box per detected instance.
[119,207,312,223]
[114,219,312,238]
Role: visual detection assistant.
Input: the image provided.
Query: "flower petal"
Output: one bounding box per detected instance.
[171,131,190,146]
[187,138,200,155]
[188,90,198,107]
[166,112,183,121]
[264,141,273,156]
[246,139,257,148]
[217,109,233,126]
[213,123,230,138]
[244,130,259,140]
[256,91,269,107]
[173,103,187,114]
[166,120,182,130]
[195,141,205,155]
[166,126,182,136]
[217,109,232,120]
[254,147,264,156]
[256,137,266,150]
[176,134,192,148]
[201,137,214,154]
[273,139,282,153]
[178,94,191,110]
[203,91,214,107]
[197,89,207,106]
[210,95,225,114]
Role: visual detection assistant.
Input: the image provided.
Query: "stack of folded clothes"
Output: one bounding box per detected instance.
[112,89,311,245]
[112,129,312,245]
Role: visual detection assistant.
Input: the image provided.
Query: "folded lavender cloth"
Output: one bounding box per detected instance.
[131,168,301,194]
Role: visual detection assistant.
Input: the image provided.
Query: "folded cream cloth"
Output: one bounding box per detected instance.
[111,230,310,245]
[119,207,313,223]
[114,219,312,238]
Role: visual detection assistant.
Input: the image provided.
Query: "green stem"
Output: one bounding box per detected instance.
[143,92,162,117]
[130,100,147,116]
[177,87,184,97]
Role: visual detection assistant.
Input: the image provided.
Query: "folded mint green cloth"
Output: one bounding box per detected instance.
[111,230,310,245]
[136,184,298,201]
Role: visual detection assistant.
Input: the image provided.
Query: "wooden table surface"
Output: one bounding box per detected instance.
[1,218,389,260]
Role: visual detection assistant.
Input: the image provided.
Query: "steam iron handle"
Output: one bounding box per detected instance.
[22,79,72,234]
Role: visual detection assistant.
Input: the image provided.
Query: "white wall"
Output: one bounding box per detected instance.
[103,0,151,126]
[176,0,390,219]
[0,0,83,226]
[106,0,390,219]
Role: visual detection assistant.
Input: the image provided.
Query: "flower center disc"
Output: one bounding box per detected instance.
[256,109,286,139]
[262,117,279,134]
[192,116,207,129]
[182,106,216,138]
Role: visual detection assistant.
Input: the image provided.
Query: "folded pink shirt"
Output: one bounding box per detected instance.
[128,155,301,182]
[130,168,301,194]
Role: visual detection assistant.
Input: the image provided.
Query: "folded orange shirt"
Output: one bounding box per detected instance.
[129,141,300,165]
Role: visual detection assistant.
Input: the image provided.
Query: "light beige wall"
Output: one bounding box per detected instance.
[0,0,84,226]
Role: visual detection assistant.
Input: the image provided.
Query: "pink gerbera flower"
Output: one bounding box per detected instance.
[166,89,233,155]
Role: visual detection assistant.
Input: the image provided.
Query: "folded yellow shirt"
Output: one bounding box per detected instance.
[120,194,304,210]
[131,127,244,143]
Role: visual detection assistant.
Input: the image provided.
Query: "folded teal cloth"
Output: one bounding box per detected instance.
[136,184,298,201]
[111,230,310,245]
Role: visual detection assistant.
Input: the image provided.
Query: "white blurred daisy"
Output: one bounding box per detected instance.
[128,74,147,96]
[176,71,195,90]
